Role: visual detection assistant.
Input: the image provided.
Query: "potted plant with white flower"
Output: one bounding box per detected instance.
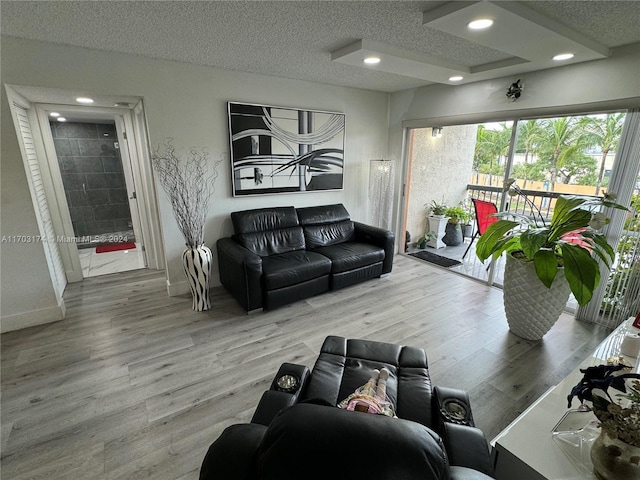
[476,180,627,340]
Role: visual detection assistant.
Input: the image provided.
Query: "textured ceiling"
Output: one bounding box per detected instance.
[2,0,639,93]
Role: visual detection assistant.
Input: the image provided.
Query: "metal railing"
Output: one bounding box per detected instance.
[467,184,593,223]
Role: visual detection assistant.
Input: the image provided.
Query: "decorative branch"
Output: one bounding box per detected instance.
[151,138,222,248]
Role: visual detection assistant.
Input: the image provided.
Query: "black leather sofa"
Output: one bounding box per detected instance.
[217,204,395,311]
[200,336,495,480]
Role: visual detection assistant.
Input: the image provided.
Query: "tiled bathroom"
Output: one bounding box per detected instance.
[50,120,135,246]
[50,120,145,277]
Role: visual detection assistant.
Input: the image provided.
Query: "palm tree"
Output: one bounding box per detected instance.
[580,113,626,195]
[475,123,512,186]
[537,117,588,191]
[515,119,544,187]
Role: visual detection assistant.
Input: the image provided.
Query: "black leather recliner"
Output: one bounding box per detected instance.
[216,204,395,311]
[200,336,495,480]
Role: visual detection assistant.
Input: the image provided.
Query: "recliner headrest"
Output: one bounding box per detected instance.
[296,204,350,225]
[256,403,451,480]
[232,207,299,234]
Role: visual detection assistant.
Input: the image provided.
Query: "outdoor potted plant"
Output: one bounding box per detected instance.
[429,199,447,217]
[476,180,627,340]
[442,205,470,246]
[567,364,640,479]
[427,200,449,248]
[461,199,475,239]
[416,231,437,249]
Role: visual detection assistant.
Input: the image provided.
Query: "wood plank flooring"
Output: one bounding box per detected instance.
[1,254,612,479]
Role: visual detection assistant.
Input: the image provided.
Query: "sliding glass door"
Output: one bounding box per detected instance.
[403,109,639,328]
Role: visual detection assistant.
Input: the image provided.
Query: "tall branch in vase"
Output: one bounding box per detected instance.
[151,139,221,247]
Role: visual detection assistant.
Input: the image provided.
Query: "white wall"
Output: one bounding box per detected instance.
[0,36,390,329]
[406,126,476,242]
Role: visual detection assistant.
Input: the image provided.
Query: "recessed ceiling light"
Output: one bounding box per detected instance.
[468,18,494,30]
[449,76,464,82]
[75,97,94,104]
[57,117,67,122]
[364,56,381,65]
[552,53,575,61]
[49,112,60,117]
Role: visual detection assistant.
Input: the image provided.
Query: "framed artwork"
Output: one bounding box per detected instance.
[228,102,345,196]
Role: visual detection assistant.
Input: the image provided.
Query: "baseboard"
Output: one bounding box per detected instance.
[1,301,65,333]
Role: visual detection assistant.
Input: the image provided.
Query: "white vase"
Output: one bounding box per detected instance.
[503,253,571,340]
[182,245,212,311]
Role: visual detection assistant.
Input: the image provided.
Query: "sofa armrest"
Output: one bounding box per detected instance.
[251,390,298,426]
[252,363,311,425]
[441,423,494,477]
[433,386,475,428]
[199,423,266,480]
[353,222,395,274]
[217,237,263,311]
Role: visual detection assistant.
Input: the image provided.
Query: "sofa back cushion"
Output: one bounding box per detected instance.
[302,336,434,429]
[296,204,355,249]
[231,207,305,256]
[257,403,450,480]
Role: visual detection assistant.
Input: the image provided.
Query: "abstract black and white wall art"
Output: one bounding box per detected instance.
[228,102,345,196]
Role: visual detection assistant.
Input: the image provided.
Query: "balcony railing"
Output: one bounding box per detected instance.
[466,184,595,223]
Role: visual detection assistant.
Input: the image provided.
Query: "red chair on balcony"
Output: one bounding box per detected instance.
[462,199,498,259]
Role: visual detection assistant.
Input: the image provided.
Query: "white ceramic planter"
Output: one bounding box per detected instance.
[503,253,571,340]
[427,216,449,249]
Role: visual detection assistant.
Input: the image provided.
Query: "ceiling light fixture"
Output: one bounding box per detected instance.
[552,53,575,61]
[49,112,60,117]
[57,117,67,122]
[467,18,494,30]
[432,127,443,138]
[449,75,464,82]
[75,97,94,104]
[364,56,381,65]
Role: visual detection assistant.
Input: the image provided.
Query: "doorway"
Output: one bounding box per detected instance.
[48,118,146,277]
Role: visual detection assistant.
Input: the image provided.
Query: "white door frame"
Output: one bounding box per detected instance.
[34,103,164,280]
[113,115,146,259]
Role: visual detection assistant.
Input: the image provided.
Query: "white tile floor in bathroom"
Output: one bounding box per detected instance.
[79,242,146,278]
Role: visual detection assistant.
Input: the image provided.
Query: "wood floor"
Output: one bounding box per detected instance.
[1,254,611,479]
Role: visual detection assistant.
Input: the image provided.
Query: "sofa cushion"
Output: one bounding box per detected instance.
[296,203,350,225]
[302,336,434,429]
[312,242,384,273]
[236,227,305,257]
[297,204,356,248]
[232,206,306,256]
[261,251,331,290]
[302,220,355,249]
[232,206,299,234]
[256,403,451,480]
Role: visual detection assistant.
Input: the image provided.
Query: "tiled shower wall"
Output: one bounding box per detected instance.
[50,121,134,243]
